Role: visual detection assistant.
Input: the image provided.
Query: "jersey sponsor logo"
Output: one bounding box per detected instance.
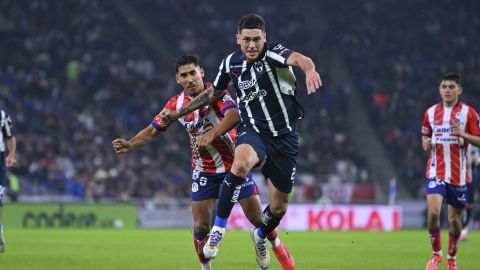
[184,118,211,131]
[192,182,199,193]
[240,89,267,104]
[434,127,453,133]
[238,78,257,91]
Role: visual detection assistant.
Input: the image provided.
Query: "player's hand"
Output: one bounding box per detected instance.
[6,154,16,167]
[112,138,132,154]
[451,122,464,137]
[305,70,322,94]
[196,132,215,147]
[422,137,433,152]
[162,109,181,122]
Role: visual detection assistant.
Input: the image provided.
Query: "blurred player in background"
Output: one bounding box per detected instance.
[421,73,480,270]
[460,145,479,240]
[163,14,321,269]
[0,109,17,253]
[112,55,294,270]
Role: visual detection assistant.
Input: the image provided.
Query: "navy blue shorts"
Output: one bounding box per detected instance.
[424,178,470,209]
[191,169,258,201]
[236,124,299,193]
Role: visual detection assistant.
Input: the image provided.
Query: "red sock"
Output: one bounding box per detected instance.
[429,228,442,253]
[267,229,278,242]
[448,232,460,258]
[193,234,210,264]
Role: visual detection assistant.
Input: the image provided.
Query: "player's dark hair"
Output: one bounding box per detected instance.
[442,73,461,85]
[238,13,266,33]
[175,55,199,73]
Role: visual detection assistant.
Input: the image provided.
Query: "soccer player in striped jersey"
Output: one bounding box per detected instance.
[164,14,321,269]
[0,109,17,253]
[459,145,479,241]
[112,55,293,270]
[422,73,480,270]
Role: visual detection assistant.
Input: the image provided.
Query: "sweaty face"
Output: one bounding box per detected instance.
[237,29,266,62]
[176,64,205,97]
[439,80,462,105]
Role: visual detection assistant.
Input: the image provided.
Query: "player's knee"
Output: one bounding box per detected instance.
[231,160,251,177]
[428,212,440,225]
[449,216,461,230]
[270,204,288,218]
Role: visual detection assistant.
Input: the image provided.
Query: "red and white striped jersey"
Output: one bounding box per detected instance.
[422,102,480,185]
[152,83,238,174]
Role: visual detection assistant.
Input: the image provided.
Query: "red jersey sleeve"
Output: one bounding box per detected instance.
[467,107,480,136]
[422,110,432,137]
[214,90,238,116]
[151,97,176,131]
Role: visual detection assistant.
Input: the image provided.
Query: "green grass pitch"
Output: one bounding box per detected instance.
[0,229,478,270]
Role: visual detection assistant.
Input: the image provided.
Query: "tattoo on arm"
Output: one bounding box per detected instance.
[179,87,224,117]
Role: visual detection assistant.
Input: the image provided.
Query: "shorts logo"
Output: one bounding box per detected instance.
[428,181,437,189]
[192,169,200,180]
[192,183,199,193]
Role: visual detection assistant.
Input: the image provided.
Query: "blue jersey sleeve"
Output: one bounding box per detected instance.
[265,43,294,68]
[212,56,232,90]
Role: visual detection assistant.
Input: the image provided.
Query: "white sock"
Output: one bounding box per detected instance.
[201,261,212,270]
[433,250,443,256]
[447,255,456,260]
[269,238,281,248]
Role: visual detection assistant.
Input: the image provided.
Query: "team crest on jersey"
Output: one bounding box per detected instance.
[192,182,199,193]
[254,62,264,74]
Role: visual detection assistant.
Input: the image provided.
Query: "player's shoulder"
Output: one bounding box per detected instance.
[425,103,440,113]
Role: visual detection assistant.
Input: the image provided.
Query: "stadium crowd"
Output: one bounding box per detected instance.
[322,0,480,197]
[0,0,368,202]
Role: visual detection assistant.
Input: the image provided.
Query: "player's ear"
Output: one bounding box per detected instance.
[262,32,267,42]
[175,74,180,84]
[200,68,205,78]
[458,85,463,95]
[236,33,241,45]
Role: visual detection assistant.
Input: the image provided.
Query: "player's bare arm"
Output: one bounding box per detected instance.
[196,108,241,147]
[422,135,433,152]
[286,52,322,94]
[112,125,160,154]
[163,86,224,121]
[452,123,480,147]
[6,136,16,167]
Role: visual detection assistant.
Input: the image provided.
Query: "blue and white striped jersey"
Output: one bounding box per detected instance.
[213,43,304,137]
[0,110,14,153]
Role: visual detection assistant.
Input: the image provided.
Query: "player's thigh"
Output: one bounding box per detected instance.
[234,124,266,173]
[233,144,261,173]
[191,199,215,228]
[426,194,444,214]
